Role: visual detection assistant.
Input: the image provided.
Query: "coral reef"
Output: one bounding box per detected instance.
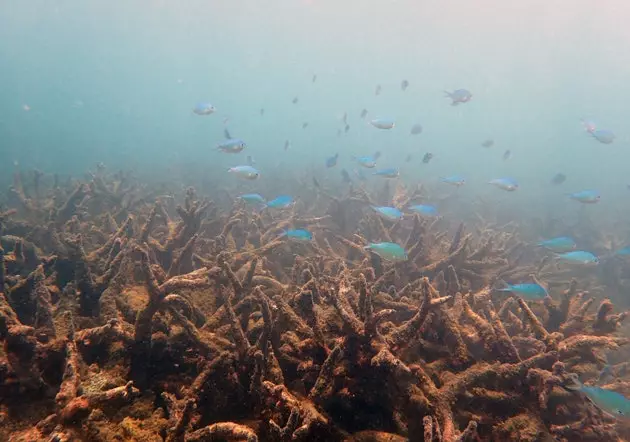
[0,169,629,441]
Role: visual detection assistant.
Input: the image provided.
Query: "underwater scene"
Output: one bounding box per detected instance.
[3,0,630,441]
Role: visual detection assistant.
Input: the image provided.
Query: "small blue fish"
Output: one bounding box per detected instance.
[239,194,266,205]
[444,89,472,106]
[326,154,339,168]
[537,237,576,253]
[266,195,294,209]
[371,206,403,221]
[370,118,395,129]
[373,168,399,178]
[280,229,313,241]
[193,102,216,115]
[568,381,630,419]
[489,178,518,191]
[408,204,438,217]
[441,176,466,187]
[496,283,548,300]
[364,242,408,261]
[217,139,246,153]
[568,190,600,204]
[591,128,615,144]
[615,246,630,256]
[354,156,378,168]
[228,166,260,180]
[556,251,599,265]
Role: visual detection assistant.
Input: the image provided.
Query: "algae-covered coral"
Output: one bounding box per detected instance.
[1,169,629,442]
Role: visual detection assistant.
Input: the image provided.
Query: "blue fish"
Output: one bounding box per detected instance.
[489,178,518,191]
[373,168,399,178]
[371,206,403,221]
[567,381,630,419]
[444,89,472,106]
[364,242,408,261]
[537,237,576,253]
[496,283,548,300]
[568,190,600,204]
[217,139,246,153]
[239,194,266,205]
[591,128,615,144]
[615,246,630,256]
[266,195,294,209]
[556,251,599,265]
[326,153,339,168]
[370,118,396,129]
[228,166,260,180]
[441,176,466,187]
[354,156,378,168]
[193,102,216,115]
[408,204,438,217]
[280,229,313,241]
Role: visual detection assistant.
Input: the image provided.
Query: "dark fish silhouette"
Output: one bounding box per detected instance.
[312,74,317,83]
[326,153,339,168]
[551,173,567,185]
[345,124,350,133]
[422,152,433,164]
[503,150,512,161]
[405,154,412,162]
[341,169,352,183]
[375,85,381,96]
[482,139,494,148]
[292,96,299,104]
[410,123,423,135]
[312,177,320,188]
[342,112,348,125]
[284,140,290,151]
[373,151,382,160]
[224,128,231,139]
[360,108,368,119]
[302,122,309,129]
[260,108,265,116]
[401,79,409,91]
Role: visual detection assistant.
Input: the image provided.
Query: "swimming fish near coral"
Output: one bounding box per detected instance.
[341,169,352,183]
[556,250,599,265]
[496,283,548,300]
[280,229,313,241]
[401,79,409,91]
[370,118,395,130]
[567,190,600,203]
[410,123,423,135]
[217,139,246,153]
[364,242,408,261]
[422,153,433,164]
[371,206,403,221]
[482,139,494,148]
[441,176,466,187]
[551,173,566,185]
[373,168,399,178]
[354,156,378,168]
[537,237,577,253]
[326,153,339,168]
[193,102,216,115]
[266,195,294,209]
[566,381,630,419]
[502,150,512,161]
[228,165,260,180]
[360,109,368,119]
[444,89,472,106]
[239,193,266,205]
[408,204,438,217]
[489,178,518,191]
[591,128,615,144]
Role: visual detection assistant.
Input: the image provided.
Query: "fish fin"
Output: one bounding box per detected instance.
[443,90,452,97]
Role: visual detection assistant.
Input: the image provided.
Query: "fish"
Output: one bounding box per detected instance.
[302,122,309,129]
[354,156,378,168]
[581,119,597,134]
[502,150,512,161]
[312,74,317,83]
[565,381,630,419]
[482,139,494,148]
[193,102,216,115]
[341,169,352,183]
[246,155,256,166]
[444,89,472,106]
[281,229,313,241]
[284,140,290,151]
[360,109,368,119]
[326,153,339,168]
[364,242,408,262]
[342,113,348,125]
[312,177,320,189]
[409,204,438,217]
[345,124,350,133]
[422,153,433,164]
[615,246,630,256]
[223,128,232,139]
[567,190,600,203]
[292,96,299,104]
[266,195,294,209]
[441,176,466,187]
[556,251,599,265]
[228,165,260,180]
[375,84,382,96]
[496,283,548,300]
[371,206,403,221]
[373,151,382,160]
[373,168,399,178]
[410,123,423,135]
[489,178,518,191]
[370,118,395,130]
[401,79,409,91]
[239,193,266,205]
[591,128,615,144]
[217,139,246,153]
[260,108,265,116]
[537,237,577,253]
[405,154,413,163]
[551,173,567,185]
